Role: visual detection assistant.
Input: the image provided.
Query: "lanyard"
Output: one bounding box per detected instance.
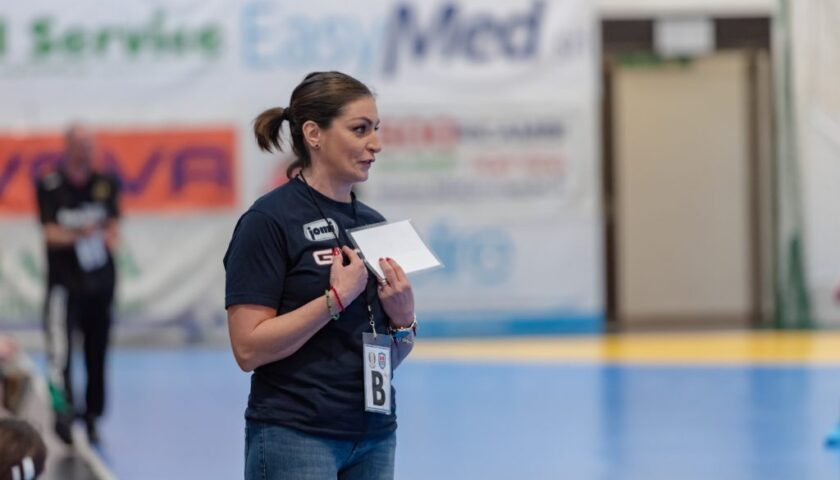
[298,173,378,336]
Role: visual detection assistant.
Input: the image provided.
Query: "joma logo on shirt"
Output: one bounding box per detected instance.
[303,218,339,242]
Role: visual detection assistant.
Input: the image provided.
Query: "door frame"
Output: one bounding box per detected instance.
[600,17,773,329]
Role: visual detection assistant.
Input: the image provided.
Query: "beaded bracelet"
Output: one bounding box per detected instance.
[324,290,341,321]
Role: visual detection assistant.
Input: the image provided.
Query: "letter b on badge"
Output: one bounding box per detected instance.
[363,333,392,415]
[371,371,386,406]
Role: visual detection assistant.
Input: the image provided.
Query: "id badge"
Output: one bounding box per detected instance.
[362,332,392,415]
[75,232,108,272]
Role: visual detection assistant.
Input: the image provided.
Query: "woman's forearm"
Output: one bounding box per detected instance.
[229,295,336,371]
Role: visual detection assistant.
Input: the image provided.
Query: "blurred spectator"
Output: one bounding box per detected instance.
[0,418,47,480]
[0,336,32,416]
[34,124,121,445]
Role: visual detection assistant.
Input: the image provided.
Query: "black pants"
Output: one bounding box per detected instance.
[44,281,114,419]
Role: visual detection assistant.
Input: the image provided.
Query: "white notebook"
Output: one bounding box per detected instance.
[347,220,443,281]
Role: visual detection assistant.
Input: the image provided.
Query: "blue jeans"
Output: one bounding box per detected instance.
[244,420,396,480]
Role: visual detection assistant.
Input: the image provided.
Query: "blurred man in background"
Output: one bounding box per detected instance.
[35,124,120,445]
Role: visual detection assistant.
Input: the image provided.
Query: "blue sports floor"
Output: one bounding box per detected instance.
[41,332,840,479]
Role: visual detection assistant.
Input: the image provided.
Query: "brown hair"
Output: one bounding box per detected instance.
[253,71,374,179]
[0,419,47,480]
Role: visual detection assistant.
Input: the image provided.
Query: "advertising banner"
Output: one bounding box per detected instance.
[0,0,602,339]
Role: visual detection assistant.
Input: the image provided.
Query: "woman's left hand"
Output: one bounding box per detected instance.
[377,257,415,328]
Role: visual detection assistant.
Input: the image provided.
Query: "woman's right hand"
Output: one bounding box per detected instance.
[330,246,368,305]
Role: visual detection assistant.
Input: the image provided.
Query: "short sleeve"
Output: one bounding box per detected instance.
[223,210,287,310]
[35,179,57,224]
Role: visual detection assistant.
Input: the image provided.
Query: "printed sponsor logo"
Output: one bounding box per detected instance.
[380,116,566,148]
[379,116,460,148]
[313,248,334,266]
[240,2,383,73]
[0,10,223,72]
[419,222,514,286]
[0,128,237,214]
[383,1,545,74]
[56,204,107,228]
[378,352,386,369]
[376,115,568,174]
[303,218,339,242]
[368,352,376,368]
[313,247,362,266]
[241,0,589,78]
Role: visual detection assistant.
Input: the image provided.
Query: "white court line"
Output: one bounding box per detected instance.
[71,425,117,480]
[22,366,117,480]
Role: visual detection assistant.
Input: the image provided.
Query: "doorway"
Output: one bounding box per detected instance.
[601,18,774,329]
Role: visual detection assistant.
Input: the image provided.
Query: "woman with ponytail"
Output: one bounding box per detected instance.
[224,71,416,479]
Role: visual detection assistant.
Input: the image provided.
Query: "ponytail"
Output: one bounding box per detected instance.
[253,107,286,153]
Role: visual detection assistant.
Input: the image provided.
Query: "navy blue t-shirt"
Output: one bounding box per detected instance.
[223,177,397,440]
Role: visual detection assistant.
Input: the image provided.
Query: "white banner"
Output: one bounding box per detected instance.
[790,0,840,326]
[0,0,602,339]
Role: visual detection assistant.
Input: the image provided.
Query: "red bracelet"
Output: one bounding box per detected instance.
[330,286,345,312]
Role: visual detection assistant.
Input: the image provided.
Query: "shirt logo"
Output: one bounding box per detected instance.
[93,180,111,201]
[56,203,107,228]
[313,247,362,266]
[303,218,339,242]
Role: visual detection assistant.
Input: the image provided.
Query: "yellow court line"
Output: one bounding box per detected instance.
[411,330,840,365]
